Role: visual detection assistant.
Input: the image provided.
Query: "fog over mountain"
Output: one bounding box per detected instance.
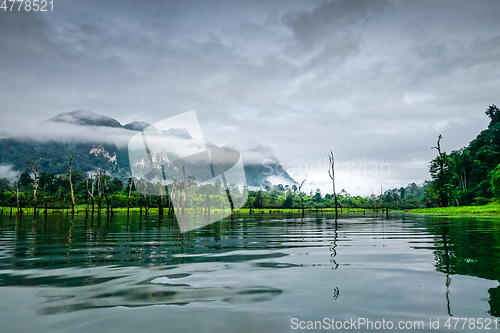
[0,110,294,188]
[49,110,125,128]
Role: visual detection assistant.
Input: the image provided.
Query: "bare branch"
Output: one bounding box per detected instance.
[431,134,442,154]
[298,174,307,192]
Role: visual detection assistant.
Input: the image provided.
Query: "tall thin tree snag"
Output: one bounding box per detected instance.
[298,174,307,217]
[127,178,132,217]
[328,151,338,219]
[432,134,448,207]
[86,174,96,217]
[181,166,186,216]
[28,157,42,217]
[16,175,20,216]
[103,169,110,218]
[97,164,103,214]
[158,181,163,217]
[69,154,76,215]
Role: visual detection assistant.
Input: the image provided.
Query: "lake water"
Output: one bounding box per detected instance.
[0,212,499,332]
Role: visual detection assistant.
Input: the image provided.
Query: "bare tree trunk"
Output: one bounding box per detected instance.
[28,157,41,218]
[127,178,132,217]
[69,154,75,215]
[380,185,383,210]
[204,193,211,216]
[169,180,176,217]
[139,194,143,217]
[181,166,186,216]
[328,152,338,220]
[16,175,20,216]
[103,170,110,219]
[298,175,307,218]
[86,175,96,217]
[97,165,102,215]
[158,185,163,217]
[167,191,174,217]
[432,134,448,207]
[177,183,181,214]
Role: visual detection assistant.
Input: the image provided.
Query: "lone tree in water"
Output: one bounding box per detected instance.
[328,151,338,219]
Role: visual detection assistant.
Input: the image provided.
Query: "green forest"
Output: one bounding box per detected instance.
[427,104,500,207]
[0,104,499,215]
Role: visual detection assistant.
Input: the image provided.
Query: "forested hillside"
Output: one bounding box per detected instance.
[427,105,500,207]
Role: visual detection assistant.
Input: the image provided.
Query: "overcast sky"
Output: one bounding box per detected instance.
[1,0,499,196]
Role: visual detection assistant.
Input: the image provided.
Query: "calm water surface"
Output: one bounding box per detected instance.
[1,213,499,332]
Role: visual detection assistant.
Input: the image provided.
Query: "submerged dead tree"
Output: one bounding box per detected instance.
[181,166,186,215]
[127,178,133,217]
[69,154,76,215]
[97,164,103,214]
[86,174,96,217]
[204,193,211,215]
[103,170,110,218]
[298,175,307,217]
[16,175,20,216]
[328,151,338,219]
[158,182,164,217]
[28,157,42,217]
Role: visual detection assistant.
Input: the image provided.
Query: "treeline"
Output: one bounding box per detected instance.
[0,168,429,213]
[0,168,247,216]
[427,105,500,207]
[245,182,429,210]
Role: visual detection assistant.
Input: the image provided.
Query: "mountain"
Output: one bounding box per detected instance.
[225,140,296,188]
[0,110,295,187]
[123,121,151,131]
[48,110,123,128]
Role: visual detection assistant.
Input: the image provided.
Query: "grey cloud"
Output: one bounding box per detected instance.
[0,165,20,183]
[411,34,500,85]
[1,0,500,196]
[282,0,388,60]
[283,0,387,46]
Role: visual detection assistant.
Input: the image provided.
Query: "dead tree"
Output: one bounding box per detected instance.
[177,182,181,213]
[298,175,307,217]
[158,182,164,217]
[181,166,186,216]
[68,154,76,215]
[204,193,211,215]
[97,165,103,214]
[127,178,133,217]
[16,175,20,216]
[431,134,448,207]
[167,180,175,217]
[28,157,42,217]
[86,174,96,217]
[328,152,338,219]
[103,170,110,218]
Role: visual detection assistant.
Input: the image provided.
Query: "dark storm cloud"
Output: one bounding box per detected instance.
[282,0,387,48]
[1,0,500,195]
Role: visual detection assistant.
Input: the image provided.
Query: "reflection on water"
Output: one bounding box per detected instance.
[0,213,500,332]
[415,217,500,317]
